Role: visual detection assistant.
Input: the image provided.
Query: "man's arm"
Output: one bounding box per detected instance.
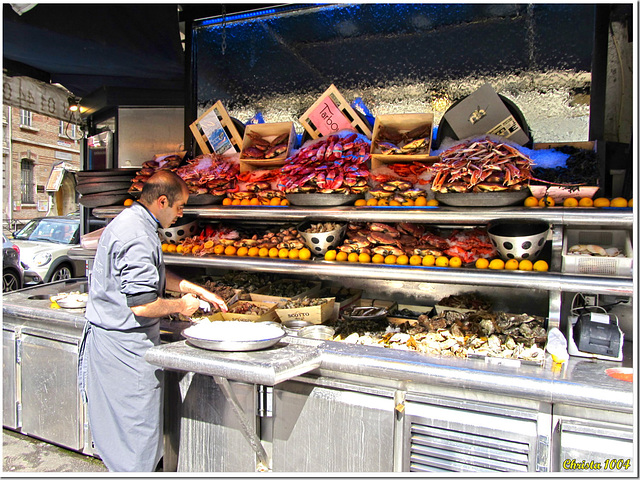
[130,293,200,318]
[165,269,228,312]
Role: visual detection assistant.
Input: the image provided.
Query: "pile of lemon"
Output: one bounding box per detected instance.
[162,242,312,260]
[354,197,439,207]
[222,197,290,206]
[524,196,632,208]
[324,250,463,267]
[475,258,549,271]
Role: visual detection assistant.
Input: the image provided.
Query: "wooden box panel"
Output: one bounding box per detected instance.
[189,100,244,155]
[299,84,372,140]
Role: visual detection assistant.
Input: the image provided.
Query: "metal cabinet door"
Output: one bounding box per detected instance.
[272,379,396,472]
[3,328,18,429]
[19,332,83,451]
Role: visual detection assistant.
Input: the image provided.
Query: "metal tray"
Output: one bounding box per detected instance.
[182,323,285,352]
[286,193,363,206]
[187,194,225,205]
[56,296,88,309]
[435,189,529,207]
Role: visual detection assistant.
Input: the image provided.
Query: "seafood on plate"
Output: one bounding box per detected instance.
[128,153,184,194]
[373,124,431,155]
[431,138,534,193]
[174,153,240,196]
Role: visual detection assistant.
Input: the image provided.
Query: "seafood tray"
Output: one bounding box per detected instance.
[250,280,322,305]
[299,84,373,140]
[434,189,529,207]
[285,193,364,206]
[275,297,336,325]
[239,122,296,167]
[189,100,244,155]
[220,301,279,323]
[562,228,632,277]
[370,113,439,170]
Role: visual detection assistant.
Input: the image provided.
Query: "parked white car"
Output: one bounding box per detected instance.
[11,215,85,285]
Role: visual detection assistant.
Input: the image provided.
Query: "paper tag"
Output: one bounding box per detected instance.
[589,312,610,324]
[199,112,233,154]
[484,356,521,368]
[307,96,354,136]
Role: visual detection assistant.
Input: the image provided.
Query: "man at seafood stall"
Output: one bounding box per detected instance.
[78,170,228,472]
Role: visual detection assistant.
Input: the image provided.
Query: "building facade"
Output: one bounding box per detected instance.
[3,105,81,231]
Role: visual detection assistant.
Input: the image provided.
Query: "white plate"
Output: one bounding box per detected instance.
[182,321,285,351]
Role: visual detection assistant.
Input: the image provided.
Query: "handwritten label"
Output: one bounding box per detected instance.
[307,96,354,136]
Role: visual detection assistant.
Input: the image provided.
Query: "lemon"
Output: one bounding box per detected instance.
[358,252,371,263]
[298,248,312,260]
[414,197,428,206]
[488,258,505,270]
[628,198,633,207]
[578,197,594,207]
[402,199,415,207]
[389,200,402,206]
[236,247,248,256]
[324,249,338,261]
[426,199,439,206]
[449,256,462,268]
[372,254,385,264]
[475,258,489,269]
[593,197,610,208]
[518,259,533,271]
[397,254,409,265]
[533,260,549,272]
[225,246,238,256]
[258,247,270,257]
[336,251,348,262]
[524,196,539,207]
[538,196,555,207]
[563,197,579,208]
[167,244,177,253]
[354,199,367,206]
[422,254,436,267]
[435,256,449,267]
[288,249,300,260]
[505,259,519,270]
[161,243,169,252]
[347,252,360,263]
[268,247,279,258]
[384,255,398,264]
[377,199,389,206]
[409,255,423,266]
[366,198,378,206]
[278,248,290,259]
[610,197,628,208]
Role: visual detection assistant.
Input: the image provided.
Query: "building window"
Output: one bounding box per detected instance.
[59,120,65,136]
[21,159,34,204]
[59,121,78,140]
[20,109,32,127]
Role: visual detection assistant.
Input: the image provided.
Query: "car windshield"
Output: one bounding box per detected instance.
[14,218,79,245]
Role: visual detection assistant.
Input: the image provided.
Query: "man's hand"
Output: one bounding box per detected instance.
[198,291,228,312]
[180,293,201,316]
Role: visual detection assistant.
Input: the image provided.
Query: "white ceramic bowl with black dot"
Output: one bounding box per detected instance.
[487,220,550,262]
[159,217,200,245]
[297,222,347,256]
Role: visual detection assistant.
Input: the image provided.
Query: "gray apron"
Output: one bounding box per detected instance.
[78,320,163,472]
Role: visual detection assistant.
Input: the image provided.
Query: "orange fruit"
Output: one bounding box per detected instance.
[518,259,533,271]
[409,255,422,266]
[449,256,462,268]
[384,255,397,264]
[270,197,282,206]
[578,197,594,207]
[366,198,378,206]
[250,197,260,206]
[248,246,259,257]
[347,252,359,263]
[505,259,519,270]
[167,244,177,253]
[124,198,134,207]
[161,243,169,252]
[298,248,311,260]
[213,244,225,255]
[203,240,214,249]
[232,198,242,205]
[280,199,290,206]
[225,245,237,256]
[435,256,449,267]
[628,199,633,207]
[268,247,279,258]
[475,258,489,269]
[389,200,402,206]
[278,248,290,259]
[488,258,505,270]
[260,198,270,205]
[336,251,348,262]
[610,197,628,208]
[176,245,184,254]
[236,246,249,256]
[354,199,367,206]
[377,199,389,206]
[426,199,439,206]
[563,197,579,208]
[538,196,555,207]
[324,249,338,261]
[288,249,300,260]
[258,247,269,257]
[371,254,385,264]
[524,196,539,207]
[593,197,610,208]
[396,254,409,265]
[533,260,549,272]
[414,197,427,206]
[182,245,192,254]
[402,199,415,207]
[240,198,251,206]
[222,197,233,206]
[358,252,371,263]
[191,245,202,254]
[422,254,436,267]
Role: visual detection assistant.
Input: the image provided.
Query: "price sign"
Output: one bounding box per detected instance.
[3,75,77,123]
[306,96,354,137]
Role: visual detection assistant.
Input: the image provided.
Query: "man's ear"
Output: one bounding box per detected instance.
[158,195,168,208]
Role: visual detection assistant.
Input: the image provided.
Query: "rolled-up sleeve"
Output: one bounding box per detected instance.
[116,239,160,307]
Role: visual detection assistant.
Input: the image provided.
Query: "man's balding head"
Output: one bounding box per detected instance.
[140,170,189,207]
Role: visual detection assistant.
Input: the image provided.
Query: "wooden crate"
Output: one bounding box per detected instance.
[239,121,296,170]
[189,100,244,155]
[299,84,373,140]
[370,113,439,170]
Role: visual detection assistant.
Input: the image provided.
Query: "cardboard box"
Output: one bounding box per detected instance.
[317,287,362,319]
[275,297,336,325]
[239,122,296,171]
[220,301,278,323]
[370,113,439,170]
[250,281,322,305]
[387,303,433,326]
[443,83,530,146]
[189,100,244,155]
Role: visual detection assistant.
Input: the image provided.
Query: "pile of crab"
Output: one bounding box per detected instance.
[129,152,184,194]
[241,132,290,160]
[174,153,240,196]
[372,124,432,156]
[431,137,534,193]
[337,222,496,264]
[232,169,286,202]
[278,132,370,194]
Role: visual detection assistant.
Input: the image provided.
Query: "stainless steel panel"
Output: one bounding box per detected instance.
[3,328,17,429]
[176,373,258,472]
[20,332,82,450]
[272,379,395,472]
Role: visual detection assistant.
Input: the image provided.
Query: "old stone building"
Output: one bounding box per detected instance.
[3,105,81,231]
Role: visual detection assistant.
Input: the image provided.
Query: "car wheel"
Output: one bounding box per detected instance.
[50,264,73,282]
[3,270,20,292]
